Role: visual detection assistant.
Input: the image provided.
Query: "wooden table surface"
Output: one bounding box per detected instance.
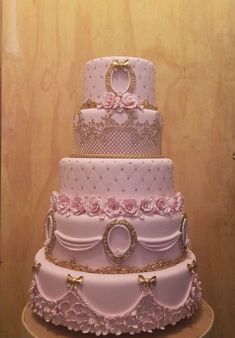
[21,299,214,338]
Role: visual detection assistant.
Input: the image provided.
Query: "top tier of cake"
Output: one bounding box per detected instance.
[82,56,155,106]
[73,56,161,158]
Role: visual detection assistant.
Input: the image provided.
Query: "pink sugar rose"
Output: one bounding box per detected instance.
[71,196,85,215]
[57,194,71,214]
[122,198,138,216]
[140,197,155,215]
[86,196,103,216]
[174,192,183,212]
[50,191,58,211]
[105,197,122,217]
[102,92,116,109]
[155,197,175,215]
[121,92,138,109]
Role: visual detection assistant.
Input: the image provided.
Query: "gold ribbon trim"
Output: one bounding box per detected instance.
[112,59,129,70]
[138,274,157,288]
[66,274,84,289]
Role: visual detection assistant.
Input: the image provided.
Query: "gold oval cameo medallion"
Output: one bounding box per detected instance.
[103,219,137,261]
[105,59,136,94]
[44,210,56,248]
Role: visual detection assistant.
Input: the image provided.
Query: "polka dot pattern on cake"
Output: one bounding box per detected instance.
[59,158,173,199]
[82,56,155,104]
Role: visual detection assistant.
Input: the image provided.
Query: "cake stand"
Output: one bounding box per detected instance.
[21,299,214,338]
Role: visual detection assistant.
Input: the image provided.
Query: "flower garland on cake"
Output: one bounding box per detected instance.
[97,92,143,112]
[50,192,183,218]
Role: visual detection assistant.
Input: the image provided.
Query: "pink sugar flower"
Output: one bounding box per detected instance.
[71,196,85,215]
[121,92,138,109]
[86,196,103,216]
[122,198,138,216]
[57,194,71,215]
[50,191,58,211]
[101,92,116,109]
[140,197,155,215]
[105,197,122,217]
[174,192,183,212]
[155,196,175,215]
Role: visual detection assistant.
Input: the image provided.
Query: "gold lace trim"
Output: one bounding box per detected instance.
[73,111,162,157]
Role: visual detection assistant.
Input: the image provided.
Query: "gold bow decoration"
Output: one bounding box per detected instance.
[32,262,41,273]
[66,274,84,289]
[138,274,157,288]
[112,59,129,70]
[187,260,197,272]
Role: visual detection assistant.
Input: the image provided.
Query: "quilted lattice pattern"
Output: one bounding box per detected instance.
[59,158,173,198]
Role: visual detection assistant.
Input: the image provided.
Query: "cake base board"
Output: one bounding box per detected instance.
[21,300,214,338]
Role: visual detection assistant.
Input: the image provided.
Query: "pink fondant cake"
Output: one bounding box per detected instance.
[30,56,202,335]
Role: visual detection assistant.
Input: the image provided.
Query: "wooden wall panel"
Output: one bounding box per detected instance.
[1,1,235,337]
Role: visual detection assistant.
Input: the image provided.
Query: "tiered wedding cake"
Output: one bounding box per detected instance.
[30,56,202,335]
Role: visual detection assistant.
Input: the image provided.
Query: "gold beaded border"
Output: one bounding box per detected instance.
[46,249,187,274]
[102,219,137,262]
[70,153,164,159]
[105,59,136,94]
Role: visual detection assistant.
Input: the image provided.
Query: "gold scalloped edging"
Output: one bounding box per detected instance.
[80,98,158,111]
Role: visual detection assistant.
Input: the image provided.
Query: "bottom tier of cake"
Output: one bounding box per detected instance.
[30,249,201,335]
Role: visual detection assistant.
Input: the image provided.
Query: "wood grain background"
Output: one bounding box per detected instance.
[1,1,235,337]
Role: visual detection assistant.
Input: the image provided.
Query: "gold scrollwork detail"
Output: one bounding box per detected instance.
[105,59,136,94]
[102,219,137,262]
